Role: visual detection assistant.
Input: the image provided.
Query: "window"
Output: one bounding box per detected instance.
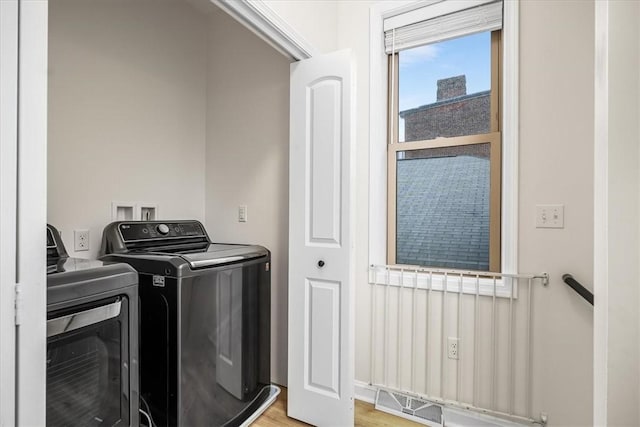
[386,2,503,272]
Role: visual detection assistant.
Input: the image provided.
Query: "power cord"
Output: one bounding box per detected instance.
[139,396,156,427]
[139,408,152,427]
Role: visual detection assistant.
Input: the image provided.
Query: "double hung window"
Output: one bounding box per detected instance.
[386,1,503,272]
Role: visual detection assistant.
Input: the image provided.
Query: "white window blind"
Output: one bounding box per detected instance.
[384,0,503,54]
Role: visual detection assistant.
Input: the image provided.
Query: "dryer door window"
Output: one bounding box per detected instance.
[46,297,130,427]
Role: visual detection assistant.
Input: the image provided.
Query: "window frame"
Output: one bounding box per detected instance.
[368,0,519,294]
[386,30,503,272]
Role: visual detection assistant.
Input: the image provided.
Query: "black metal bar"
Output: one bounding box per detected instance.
[562,274,594,306]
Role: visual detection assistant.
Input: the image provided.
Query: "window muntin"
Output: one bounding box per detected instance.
[388,30,502,272]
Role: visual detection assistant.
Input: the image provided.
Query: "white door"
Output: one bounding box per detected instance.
[287,49,355,426]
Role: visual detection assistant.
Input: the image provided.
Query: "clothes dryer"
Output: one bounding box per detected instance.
[46,224,139,426]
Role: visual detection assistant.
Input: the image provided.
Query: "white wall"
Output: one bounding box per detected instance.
[604,1,640,425]
[263,0,339,54]
[48,0,208,258]
[49,0,292,387]
[204,10,291,386]
[519,2,594,424]
[320,0,595,425]
[335,0,374,400]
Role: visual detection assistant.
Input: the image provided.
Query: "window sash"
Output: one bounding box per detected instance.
[387,133,502,271]
[387,31,502,272]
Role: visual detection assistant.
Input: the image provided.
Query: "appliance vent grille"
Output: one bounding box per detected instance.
[375,389,443,426]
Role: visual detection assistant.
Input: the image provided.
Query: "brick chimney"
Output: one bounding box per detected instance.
[437,75,467,101]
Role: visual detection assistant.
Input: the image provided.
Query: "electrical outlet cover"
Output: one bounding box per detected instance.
[447,337,459,360]
[74,229,90,252]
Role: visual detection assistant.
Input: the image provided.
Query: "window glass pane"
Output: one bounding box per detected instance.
[398,32,492,142]
[396,143,490,270]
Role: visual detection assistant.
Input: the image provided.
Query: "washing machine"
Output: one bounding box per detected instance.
[46,224,139,426]
[100,220,278,427]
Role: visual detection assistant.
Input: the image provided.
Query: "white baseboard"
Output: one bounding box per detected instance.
[354,380,377,404]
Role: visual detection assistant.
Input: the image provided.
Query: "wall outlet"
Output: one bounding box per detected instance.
[238,205,247,222]
[447,337,459,360]
[536,204,564,228]
[74,229,90,252]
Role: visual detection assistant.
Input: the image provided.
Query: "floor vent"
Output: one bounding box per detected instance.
[375,389,444,426]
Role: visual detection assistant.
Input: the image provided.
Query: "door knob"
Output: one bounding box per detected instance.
[317,260,325,268]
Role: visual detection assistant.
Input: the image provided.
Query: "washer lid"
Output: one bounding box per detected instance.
[47,259,138,306]
[47,257,105,275]
[177,244,269,269]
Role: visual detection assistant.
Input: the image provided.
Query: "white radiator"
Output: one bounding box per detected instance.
[368,265,548,425]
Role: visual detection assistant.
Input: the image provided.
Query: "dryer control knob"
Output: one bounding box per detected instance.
[157,224,170,235]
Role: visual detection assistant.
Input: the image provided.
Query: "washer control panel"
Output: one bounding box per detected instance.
[119,221,205,242]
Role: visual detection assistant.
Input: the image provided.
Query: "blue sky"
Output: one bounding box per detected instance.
[397,32,491,141]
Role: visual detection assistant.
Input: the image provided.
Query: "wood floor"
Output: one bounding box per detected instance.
[252,387,420,427]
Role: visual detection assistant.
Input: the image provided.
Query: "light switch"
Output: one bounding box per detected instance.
[238,205,247,222]
[536,204,564,228]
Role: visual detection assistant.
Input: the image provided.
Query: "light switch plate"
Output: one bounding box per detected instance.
[536,204,564,228]
[238,205,247,222]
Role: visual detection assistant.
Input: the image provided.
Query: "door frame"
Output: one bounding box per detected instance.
[17,1,49,425]
[0,1,19,424]
[593,2,608,424]
[0,0,49,425]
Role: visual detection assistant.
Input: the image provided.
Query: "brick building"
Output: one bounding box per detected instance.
[400,75,490,142]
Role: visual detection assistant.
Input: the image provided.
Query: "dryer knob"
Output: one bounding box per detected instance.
[157,224,170,235]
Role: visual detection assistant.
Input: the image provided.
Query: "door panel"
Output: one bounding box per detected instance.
[308,78,342,247]
[306,278,341,397]
[288,49,354,427]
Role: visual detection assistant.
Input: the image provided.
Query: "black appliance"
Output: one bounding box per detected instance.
[100,220,276,427]
[46,224,139,426]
